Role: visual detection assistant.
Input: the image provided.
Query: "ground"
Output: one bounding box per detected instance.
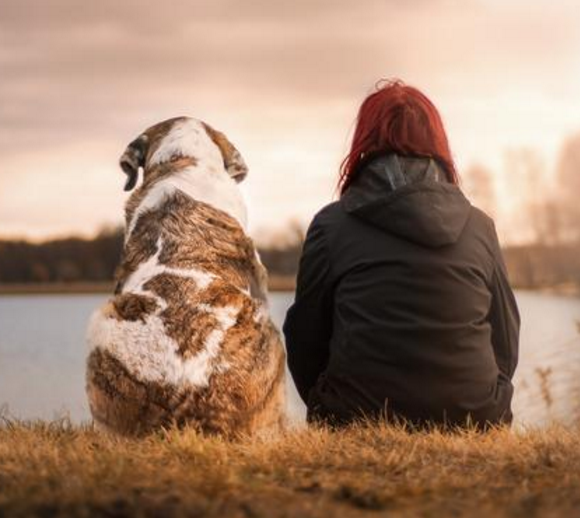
[1,419,580,518]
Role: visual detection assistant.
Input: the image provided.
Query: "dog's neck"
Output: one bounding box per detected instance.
[125,159,247,244]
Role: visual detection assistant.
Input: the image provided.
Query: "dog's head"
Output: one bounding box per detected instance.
[119,117,248,191]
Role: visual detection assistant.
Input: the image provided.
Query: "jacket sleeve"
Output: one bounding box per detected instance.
[488,225,520,380]
[283,215,334,403]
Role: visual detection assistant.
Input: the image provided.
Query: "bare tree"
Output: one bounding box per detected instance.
[463,163,497,218]
[502,148,551,244]
[556,132,580,242]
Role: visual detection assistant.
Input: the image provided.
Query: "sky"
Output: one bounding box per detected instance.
[1,0,580,243]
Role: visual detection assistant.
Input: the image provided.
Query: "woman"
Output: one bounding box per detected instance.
[283,80,520,429]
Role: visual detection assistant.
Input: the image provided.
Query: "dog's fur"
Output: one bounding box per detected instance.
[85,117,286,437]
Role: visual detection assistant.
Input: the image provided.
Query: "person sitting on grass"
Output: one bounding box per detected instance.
[283,79,520,429]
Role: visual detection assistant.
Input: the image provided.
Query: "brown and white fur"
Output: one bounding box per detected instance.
[85,116,286,437]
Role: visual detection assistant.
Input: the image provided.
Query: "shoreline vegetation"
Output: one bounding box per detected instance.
[1,278,579,297]
[1,228,579,297]
[0,275,297,295]
[1,419,580,517]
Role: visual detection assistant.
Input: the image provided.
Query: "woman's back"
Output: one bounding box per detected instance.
[284,154,518,426]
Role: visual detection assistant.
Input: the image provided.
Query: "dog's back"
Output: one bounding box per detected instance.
[86,118,286,437]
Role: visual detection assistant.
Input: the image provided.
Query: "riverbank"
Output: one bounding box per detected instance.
[533,282,580,298]
[1,420,580,517]
[2,280,580,297]
[0,275,296,295]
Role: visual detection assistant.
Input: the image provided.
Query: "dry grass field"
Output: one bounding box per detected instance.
[1,419,580,518]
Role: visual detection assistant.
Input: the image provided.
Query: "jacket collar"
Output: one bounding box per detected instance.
[341,153,471,247]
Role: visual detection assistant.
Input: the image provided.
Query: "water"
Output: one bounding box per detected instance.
[1,291,579,428]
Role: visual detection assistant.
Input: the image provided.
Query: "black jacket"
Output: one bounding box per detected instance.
[283,154,520,428]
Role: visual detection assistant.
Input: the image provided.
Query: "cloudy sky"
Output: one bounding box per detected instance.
[1,0,579,243]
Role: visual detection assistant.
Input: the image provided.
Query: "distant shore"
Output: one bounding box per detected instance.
[1,280,579,297]
[1,279,578,297]
[2,278,579,298]
[526,282,580,298]
[0,276,297,295]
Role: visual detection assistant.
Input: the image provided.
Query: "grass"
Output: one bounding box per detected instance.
[1,420,580,517]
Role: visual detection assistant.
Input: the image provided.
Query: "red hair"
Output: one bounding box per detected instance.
[338,79,458,194]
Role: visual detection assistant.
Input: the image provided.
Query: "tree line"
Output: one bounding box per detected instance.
[0,227,304,285]
[1,224,578,292]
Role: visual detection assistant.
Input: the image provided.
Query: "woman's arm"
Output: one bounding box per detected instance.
[283,215,334,403]
[488,226,521,379]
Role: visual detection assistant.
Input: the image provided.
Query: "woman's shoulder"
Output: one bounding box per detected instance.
[309,201,347,229]
[464,204,504,261]
[303,202,350,252]
[467,203,497,235]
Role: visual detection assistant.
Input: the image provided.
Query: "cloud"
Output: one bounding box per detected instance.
[2,0,578,149]
[0,0,397,156]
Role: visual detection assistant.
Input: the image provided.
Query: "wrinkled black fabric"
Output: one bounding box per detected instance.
[283,154,520,428]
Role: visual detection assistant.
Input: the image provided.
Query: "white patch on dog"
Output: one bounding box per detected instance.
[87,310,237,388]
[128,165,247,242]
[87,237,238,388]
[123,237,215,296]
[149,119,221,168]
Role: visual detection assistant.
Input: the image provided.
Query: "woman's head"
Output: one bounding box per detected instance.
[338,79,458,194]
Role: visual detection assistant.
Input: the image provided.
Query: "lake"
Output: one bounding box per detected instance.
[1,291,579,428]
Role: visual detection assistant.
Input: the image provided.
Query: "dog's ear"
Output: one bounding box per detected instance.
[202,123,248,182]
[119,134,149,191]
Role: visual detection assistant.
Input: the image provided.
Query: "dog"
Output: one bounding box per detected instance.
[86,116,286,437]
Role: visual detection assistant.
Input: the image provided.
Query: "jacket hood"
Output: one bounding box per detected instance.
[341,154,471,247]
